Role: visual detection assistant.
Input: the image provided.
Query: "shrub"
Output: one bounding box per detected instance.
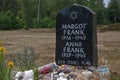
[48,20,56,28]
[0,10,24,30]
[40,17,51,28]
[33,19,40,28]
[14,16,24,29]
[40,17,56,28]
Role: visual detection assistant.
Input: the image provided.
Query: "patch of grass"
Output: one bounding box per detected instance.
[4,46,39,79]
[0,45,14,80]
[10,46,37,71]
[98,23,120,32]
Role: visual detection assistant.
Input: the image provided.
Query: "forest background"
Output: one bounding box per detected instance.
[0,0,120,30]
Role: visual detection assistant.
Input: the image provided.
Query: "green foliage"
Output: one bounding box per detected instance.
[0,46,14,80]
[41,0,55,18]
[0,11,24,30]
[48,20,56,28]
[33,68,39,80]
[0,0,4,11]
[108,0,120,23]
[87,0,108,24]
[40,17,56,28]
[0,0,120,29]
[0,48,6,80]
[0,0,18,15]
[0,44,38,79]
[33,20,40,28]
[22,0,33,29]
[15,16,25,29]
[55,0,76,11]
[11,47,36,71]
[40,17,51,28]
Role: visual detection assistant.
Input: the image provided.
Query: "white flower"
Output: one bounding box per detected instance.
[57,72,67,80]
[59,72,65,76]
[81,70,94,79]
[15,70,34,80]
[57,76,67,80]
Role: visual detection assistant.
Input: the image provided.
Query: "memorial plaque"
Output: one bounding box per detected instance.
[56,4,98,67]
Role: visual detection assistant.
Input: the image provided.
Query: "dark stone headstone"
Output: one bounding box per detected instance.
[56,4,98,68]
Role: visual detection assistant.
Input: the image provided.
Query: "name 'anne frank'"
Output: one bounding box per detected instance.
[63,42,85,54]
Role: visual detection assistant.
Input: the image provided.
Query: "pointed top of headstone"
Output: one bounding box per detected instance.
[72,3,95,14]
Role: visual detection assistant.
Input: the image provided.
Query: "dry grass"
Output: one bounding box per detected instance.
[0,29,56,66]
[97,31,120,74]
[0,29,120,77]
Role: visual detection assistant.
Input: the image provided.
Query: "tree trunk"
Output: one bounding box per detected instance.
[37,0,40,27]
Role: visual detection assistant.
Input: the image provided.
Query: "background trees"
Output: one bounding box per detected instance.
[0,0,119,30]
[108,0,120,23]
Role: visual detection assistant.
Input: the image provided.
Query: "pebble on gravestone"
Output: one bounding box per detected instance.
[56,3,98,68]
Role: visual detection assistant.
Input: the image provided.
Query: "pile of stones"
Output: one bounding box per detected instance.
[39,62,110,80]
[13,62,111,80]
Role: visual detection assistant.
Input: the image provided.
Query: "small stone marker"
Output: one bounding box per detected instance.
[56,4,98,68]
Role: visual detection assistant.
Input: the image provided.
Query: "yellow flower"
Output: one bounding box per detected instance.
[0,46,6,53]
[61,64,66,69]
[7,61,14,68]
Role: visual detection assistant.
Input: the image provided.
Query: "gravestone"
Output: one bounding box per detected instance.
[56,4,98,68]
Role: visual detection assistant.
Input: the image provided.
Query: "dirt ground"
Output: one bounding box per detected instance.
[0,28,120,74]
